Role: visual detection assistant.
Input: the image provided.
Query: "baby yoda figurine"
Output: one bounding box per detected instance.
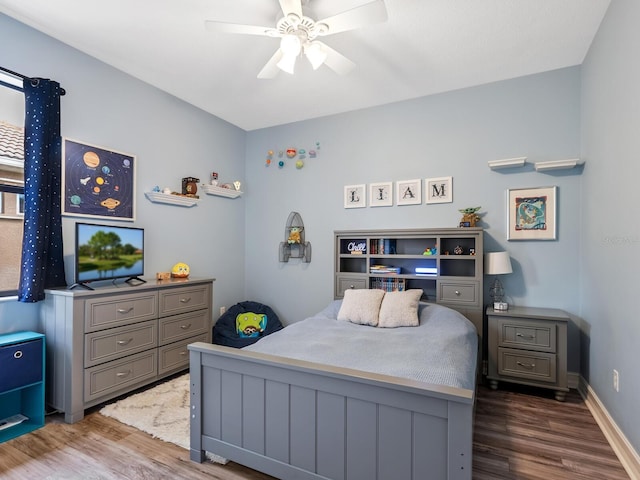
[459,207,482,227]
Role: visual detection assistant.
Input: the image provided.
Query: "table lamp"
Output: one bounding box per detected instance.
[485,252,513,310]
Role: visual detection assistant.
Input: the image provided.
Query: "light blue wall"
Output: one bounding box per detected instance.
[245,69,582,366]
[0,13,248,333]
[581,0,640,452]
[2,3,638,459]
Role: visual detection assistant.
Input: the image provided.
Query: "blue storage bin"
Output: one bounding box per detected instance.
[0,338,43,393]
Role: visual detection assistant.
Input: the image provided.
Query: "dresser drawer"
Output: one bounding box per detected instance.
[335,275,367,297]
[84,320,157,367]
[158,333,207,376]
[85,292,158,332]
[497,347,556,384]
[497,318,556,353]
[158,309,209,346]
[159,284,210,317]
[84,349,157,402]
[438,281,478,306]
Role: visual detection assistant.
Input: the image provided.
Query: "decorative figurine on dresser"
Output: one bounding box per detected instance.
[486,306,569,401]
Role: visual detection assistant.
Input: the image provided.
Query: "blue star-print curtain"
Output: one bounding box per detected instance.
[18,78,66,302]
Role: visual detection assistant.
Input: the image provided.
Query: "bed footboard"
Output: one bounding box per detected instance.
[189,342,474,480]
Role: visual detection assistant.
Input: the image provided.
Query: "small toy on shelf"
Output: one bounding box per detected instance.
[182,177,200,197]
[288,226,302,244]
[422,246,437,255]
[459,206,482,227]
[171,262,190,278]
[156,272,171,280]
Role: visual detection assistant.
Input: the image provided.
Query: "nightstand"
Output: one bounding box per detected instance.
[486,306,569,401]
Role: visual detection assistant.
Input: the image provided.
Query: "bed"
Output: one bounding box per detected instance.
[188,292,478,480]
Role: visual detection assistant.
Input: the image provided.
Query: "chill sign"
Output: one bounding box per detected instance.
[347,241,367,254]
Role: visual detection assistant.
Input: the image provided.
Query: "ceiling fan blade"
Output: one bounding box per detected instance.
[205,20,277,37]
[316,0,388,36]
[318,42,356,75]
[279,0,302,19]
[257,49,284,79]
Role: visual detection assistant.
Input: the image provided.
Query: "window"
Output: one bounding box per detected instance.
[0,73,25,296]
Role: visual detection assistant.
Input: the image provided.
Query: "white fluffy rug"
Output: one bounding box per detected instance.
[99,374,226,464]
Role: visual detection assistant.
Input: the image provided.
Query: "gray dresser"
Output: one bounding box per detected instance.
[486,306,569,401]
[41,277,214,423]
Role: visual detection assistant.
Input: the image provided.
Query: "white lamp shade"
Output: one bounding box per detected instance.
[305,42,327,70]
[276,54,297,74]
[280,35,302,56]
[485,252,513,275]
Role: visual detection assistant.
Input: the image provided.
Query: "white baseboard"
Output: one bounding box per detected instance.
[578,376,640,480]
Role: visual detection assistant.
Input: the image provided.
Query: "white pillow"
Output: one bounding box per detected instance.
[377,289,423,328]
[337,289,385,326]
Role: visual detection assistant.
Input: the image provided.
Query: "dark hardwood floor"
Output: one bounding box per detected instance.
[473,383,630,479]
[0,384,630,479]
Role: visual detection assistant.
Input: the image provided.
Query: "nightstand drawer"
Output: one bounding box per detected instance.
[438,281,478,305]
[335,275,367,297]
[497,347,556,384]
[497,318,556,353]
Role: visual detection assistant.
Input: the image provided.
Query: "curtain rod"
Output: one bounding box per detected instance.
[0,65,66,96]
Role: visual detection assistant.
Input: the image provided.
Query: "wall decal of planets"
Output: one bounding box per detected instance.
[62,139,136,220]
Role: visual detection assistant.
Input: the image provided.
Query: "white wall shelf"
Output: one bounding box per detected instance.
[145,191,199,207]
[534,159,584,172]
[200,184,243,198]
[488,157,527,170]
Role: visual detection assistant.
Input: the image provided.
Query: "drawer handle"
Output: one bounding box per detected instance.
[13,350,23,359]
[516,333,535,340]
[516,361,535,369]
[180,323,192,330]
[117,338,133,346]
[179,297,191,304]
[350,285,355,289]
[116,370,132,378]
[454,290,461,296]
[117,307,134,314]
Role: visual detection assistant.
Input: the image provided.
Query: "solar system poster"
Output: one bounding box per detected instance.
[62,139,136,221]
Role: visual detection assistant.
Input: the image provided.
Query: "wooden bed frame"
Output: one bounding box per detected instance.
[188,342,475,480]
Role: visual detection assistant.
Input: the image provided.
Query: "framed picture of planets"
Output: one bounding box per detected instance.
[62,138,136,221]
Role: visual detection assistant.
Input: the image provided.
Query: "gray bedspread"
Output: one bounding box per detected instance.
[244,301,477,391]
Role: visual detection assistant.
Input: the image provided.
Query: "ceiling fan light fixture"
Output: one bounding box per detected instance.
[276,53,298,74]
[305,41,327,70]
[280,34,302,56]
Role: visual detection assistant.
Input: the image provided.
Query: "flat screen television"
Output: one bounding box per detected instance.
[71,222,145,290]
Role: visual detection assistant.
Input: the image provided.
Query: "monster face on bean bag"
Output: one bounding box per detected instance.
[212,301,283,348]
[236,312,267,338]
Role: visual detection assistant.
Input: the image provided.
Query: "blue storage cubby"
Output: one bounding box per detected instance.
[0,331,45,443]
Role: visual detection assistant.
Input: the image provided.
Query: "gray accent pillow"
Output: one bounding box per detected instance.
[378,289,423,328]
[337,289,385,326]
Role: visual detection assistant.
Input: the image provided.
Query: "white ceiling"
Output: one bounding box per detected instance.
[0,0,610,131]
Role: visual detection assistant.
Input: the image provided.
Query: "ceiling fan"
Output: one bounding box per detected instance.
[205,0,388,78]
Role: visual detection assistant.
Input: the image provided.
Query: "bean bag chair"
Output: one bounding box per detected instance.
[212,301,283,348]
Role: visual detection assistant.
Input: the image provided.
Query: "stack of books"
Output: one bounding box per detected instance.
[370,265,401,274]
[372,278,406,292]
[370,239,397,254]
